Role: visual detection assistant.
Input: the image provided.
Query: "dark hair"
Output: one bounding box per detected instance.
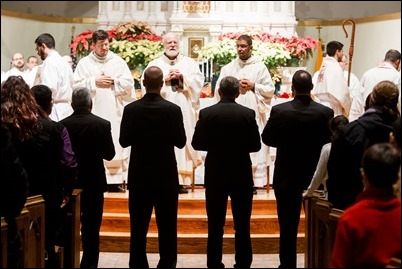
[370,80,399,117]
[362,143,400,188]
[330,115,349,141]
[219,76,240,98]
[92,30,109,43]
[364,92,372,111]
[237,34,253,46]
[391,117,401,148]
[27,55,38,61]
[292,70,313,94]
[35,33,55,49]
[1,76,40,141]
[326,41,343,57]
[31,84,52,112]
[384,49,401,62]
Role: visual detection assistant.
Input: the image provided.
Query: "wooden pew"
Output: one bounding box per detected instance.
[63,189,82,268]
[25,195,46,268]
[1,218,8,268]
[15,208,30,268]
[304,196,343,268]
[387,257,402,268]
[2,190,82,268]
[1,204,42,268]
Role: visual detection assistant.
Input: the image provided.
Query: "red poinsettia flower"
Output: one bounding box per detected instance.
[70,21,163,60]
[217,31,318,66]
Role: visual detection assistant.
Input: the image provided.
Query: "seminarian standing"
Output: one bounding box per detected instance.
[262,70,333,268]
[120,66,186,268]
[192,76,261,268]
[61,87,115,268]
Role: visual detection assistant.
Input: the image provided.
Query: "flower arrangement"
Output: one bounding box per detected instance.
[200,91,214,98]
[70,21,164,76]
[199,83,214,98]
[197,30,318,96]
[197,39,238,67]
[109,39,163,75]
[252,41,291,70]
[218,31,318,66]
[70,30,95,58]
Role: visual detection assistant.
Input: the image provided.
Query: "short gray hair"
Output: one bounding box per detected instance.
[72,87,91,110]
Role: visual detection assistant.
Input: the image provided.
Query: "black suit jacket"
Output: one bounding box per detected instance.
[119,93,186,190]
[191,98,261,188]
[262,95,334,190]
[61,110,115,192]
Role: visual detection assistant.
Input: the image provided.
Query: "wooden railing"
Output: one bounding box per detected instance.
[1,218,8,268]
[25,195,46,268]
[304,196,343,268]
[1,189,82,268]
[63,189,82,268]
[15,208,30,268]
[386,257,402,268]
[305,195,402,268]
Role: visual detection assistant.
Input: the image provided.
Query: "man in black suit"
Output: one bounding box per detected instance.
[192,76,261,268]
[119,66,186,268]
[262,70,334,268]
[60,87,115,268]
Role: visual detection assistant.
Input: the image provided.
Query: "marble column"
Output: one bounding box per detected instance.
[123,1,132,21]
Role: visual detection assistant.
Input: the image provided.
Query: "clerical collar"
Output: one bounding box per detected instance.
[92,51,108,62]
[164,53,180,65]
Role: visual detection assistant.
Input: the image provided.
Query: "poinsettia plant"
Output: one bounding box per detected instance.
[200,30,318,69]
[70,30,95,57]
[70,21,164,72]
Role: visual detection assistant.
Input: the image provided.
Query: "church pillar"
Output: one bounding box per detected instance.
[123,1,132,21]
[210,1,217,15]
[147,1,157,23]
[97,1,108,29]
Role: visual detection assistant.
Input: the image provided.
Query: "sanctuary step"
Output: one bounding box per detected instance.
[99,189,305,253]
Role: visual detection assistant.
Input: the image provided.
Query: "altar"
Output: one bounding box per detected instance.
[95,1,299,187]
[97,1,298,60]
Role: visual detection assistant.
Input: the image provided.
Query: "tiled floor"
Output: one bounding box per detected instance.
[96,252,305,268]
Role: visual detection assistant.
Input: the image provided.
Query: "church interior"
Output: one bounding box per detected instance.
[1,1,400,268]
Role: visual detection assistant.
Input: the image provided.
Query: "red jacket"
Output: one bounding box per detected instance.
[330,187,401,268]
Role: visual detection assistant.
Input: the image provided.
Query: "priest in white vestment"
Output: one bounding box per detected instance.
[142,32,204,193]
[312,41,351,117]
[215,34,275,188]
[350,49,401,119]
[313,54,364,121]
[35,33,74,121]
[73,30,134,188]
[1,52,36,88]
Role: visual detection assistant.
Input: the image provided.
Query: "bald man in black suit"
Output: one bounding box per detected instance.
[262,70,334,268]
[120,66,186,268]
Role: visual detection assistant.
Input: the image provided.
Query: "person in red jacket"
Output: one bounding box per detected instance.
[330,142,401,268]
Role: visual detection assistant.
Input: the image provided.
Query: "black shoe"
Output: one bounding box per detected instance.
[253,187,257,195]
[179,185,188,194]
[108,184,125,192]
[117,185,126,192]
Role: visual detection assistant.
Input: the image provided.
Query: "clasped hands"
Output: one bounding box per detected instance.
[166,69,183,83]
[96,72,114,88]
[239,78,255,94]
